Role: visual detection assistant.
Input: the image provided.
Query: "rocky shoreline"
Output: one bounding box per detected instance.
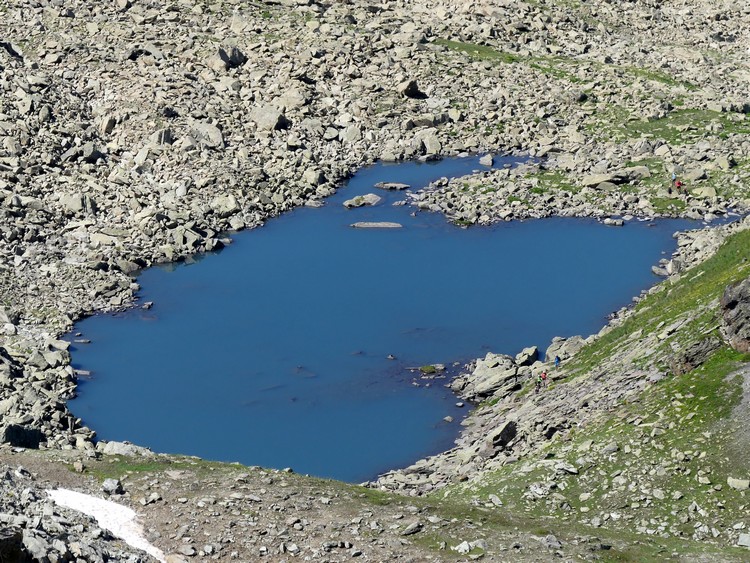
[373,214,750,554]
[2,0,750,559]
[409,158,746,226]
[374,215,750,495]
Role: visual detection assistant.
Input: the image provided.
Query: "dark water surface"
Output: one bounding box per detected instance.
[67,156,695,482]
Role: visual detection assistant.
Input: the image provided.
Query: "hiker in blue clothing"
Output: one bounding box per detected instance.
[554,355,561,369]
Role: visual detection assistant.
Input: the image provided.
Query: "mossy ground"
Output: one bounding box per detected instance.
[433,38,697,92]
[588,108,750,146]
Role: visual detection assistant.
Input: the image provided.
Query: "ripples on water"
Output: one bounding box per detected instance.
[68,156,696,482]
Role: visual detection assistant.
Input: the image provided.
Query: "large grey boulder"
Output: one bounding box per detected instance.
[189,121,224,149]
[339,125,361,143]
[22,531,48,562]
[515,346,538,366]
[692,185,717,198]
[374,182,410,191]
[620,165,651,182]
[210,194,240,217]
[582,166,650,188]
[150,128,174,145]
[727,477,750,490]
[251,105,290,131]
[217,45,247,69]
[684,167,707,182]
[459,353,519,400]
[414,129,441,155]
[81,142,103,163]
[350,222,402,228]
[545,336,585,361]
[670,336,721,375]
[59,193,96,214]
[125,42,164,61]
[275,88,308,111]
[486,420,517,449]
[721,277,750,353]
[0,41,23,60]
[581,173,616,187]
[0,308,18,325]
[102,478,124,495]
[303,167,325,186]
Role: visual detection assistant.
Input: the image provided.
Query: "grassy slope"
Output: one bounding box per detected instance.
[432,227,750,561]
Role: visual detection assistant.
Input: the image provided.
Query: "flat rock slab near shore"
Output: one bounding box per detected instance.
[374,182,410,190]
[350,221,403,228]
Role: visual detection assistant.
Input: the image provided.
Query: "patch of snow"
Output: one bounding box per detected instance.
[46,488,166,562]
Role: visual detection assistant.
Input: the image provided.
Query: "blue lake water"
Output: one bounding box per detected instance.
[67,155,695,482]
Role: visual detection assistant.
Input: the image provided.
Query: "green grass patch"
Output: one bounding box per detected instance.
[434,39,520,64]
[434,39,581,82]
[435,42,695,89]
[662,346,748,421]
[353,486,396,506]
[526,170,579,194]
[507,195,528,206]
[650,197,687,214]
[567,228,750,377]
[80,455,229,482]
[623,66,697,91]
[529,58,582,83]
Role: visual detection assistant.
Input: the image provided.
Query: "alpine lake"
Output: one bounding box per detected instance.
[67,155,700,483]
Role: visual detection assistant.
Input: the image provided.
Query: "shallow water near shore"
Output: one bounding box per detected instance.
[68,155,696,482]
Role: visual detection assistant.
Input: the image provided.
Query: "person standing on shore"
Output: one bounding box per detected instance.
[674,179,684,194]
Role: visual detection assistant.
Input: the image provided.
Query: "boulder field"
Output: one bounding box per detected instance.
[1,0,750,560]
